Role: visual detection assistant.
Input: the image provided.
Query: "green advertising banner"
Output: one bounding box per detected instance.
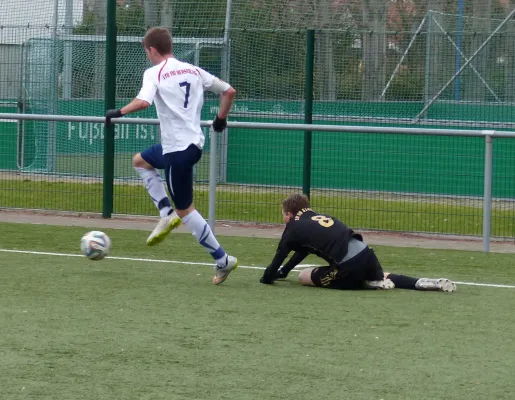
[0,103,19,170]
[57,100,160,154]
[0,118,18,170]
[2,99,515,198]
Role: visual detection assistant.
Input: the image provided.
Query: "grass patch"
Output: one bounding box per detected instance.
[1,179,515,236]
[54,153,211,181]
[0,222,515,399]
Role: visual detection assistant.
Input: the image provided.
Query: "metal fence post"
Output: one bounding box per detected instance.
[103,0,117,219]
[48,0,59,173]
[303,29,315,198]
[423,11,432,112]
[208,128,218,232]
[219,0,233,184]
[482,133,493,252]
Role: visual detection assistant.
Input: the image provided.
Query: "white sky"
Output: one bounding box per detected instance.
[0,0,84,44]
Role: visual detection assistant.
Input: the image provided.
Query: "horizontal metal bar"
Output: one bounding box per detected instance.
[2,112,515,138]
[0,29,224,44]
[225,122,515,137]
[231,111,515,130]
[0,113,161,125]
[59,35,225,44]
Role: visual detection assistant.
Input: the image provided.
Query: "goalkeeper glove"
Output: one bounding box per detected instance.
[260,268,276,285]
[260,267,288,284]
[105,109,123,127]
[276,267,289,280]
[212,115,227,132]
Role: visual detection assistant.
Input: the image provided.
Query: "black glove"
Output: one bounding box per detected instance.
[260,267,288,284]
[212,115,227,132]
[260,268,277,285]
[105,109,123,127]
[276,267,289,280]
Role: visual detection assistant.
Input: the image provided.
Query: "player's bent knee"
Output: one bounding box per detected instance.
[383,272,391,279]
[133,153,151,169]
[175,204,195,218]
[132,153,143,167]
[299,268,315,286]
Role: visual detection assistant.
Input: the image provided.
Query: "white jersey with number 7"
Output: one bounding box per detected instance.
[136,57,230,154]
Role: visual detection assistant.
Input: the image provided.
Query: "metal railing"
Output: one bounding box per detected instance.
[2,112,515,252]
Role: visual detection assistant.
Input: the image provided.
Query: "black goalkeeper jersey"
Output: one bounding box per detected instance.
[263,208,362,279]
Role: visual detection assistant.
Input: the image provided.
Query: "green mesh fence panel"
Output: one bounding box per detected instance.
[18,35,223,175]
[1,1,515,237]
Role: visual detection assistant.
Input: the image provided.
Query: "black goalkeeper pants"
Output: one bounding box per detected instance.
[310,247,384,290]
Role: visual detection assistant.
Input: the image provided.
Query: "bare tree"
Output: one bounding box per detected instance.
[464,0,492,101]
[287,0,355,100]
[93,0,106,98]
[424,0,446,102]
[144,0,159,28]
[314,0,337,101]
[360,0,388,100]
[504,0,515,101]
[160,0,173,30]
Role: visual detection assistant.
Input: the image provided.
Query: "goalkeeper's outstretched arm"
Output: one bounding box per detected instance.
[260,243,290,284]
[279,251,309,278]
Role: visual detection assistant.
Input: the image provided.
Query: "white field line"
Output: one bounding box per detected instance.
[1,248,514,289]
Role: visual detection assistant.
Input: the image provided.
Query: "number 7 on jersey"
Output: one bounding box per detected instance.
[179,81,191,108]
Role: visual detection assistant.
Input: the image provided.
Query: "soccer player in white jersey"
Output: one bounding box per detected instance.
[105,27,237,285]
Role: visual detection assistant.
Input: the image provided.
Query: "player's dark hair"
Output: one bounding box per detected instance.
[143,27,173,55]
[282,193,310,216]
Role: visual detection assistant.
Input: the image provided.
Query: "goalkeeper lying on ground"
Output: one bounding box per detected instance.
[260,193,456,292]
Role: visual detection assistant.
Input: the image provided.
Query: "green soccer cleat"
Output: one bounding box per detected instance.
[146,211,182,246]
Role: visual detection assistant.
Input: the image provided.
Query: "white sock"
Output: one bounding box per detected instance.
[135,167,172,218]
[181,210,227,265]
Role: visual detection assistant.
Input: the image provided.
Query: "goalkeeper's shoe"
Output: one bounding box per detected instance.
[415,278,456,292]
[146,211,181,246]
[213,255,238,285]
[365,278,395,290]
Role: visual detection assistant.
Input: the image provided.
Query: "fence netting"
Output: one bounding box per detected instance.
[1,0,514,237]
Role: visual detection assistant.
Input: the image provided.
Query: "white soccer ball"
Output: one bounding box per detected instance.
[80,231,111,260]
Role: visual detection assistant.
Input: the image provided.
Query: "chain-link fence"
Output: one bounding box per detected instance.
[1,0,515,238]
